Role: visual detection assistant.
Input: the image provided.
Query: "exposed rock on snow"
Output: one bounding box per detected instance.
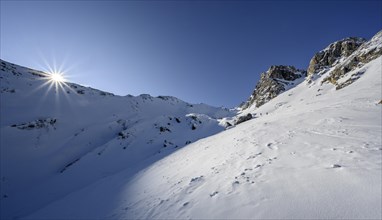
[242,65,306,109]
[235,113,253,125]
[0,59,235,219]
[307,37,366,76]
[323,30,382,89]
[1,30,382,220]
[10,118,57,130]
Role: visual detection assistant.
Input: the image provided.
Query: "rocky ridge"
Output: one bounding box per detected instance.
[307,37,366,78]
[241,30,381,110]
[322,30,382,89]
[241,65,306,109]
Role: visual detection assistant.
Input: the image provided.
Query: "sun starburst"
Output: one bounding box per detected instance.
[31,60,77,104]
[50,72,66,83]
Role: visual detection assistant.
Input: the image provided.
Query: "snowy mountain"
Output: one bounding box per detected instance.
[0,61,235,219]
[1,30,381,219]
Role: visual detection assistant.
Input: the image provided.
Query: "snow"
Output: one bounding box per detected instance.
[2,55,377,219]
[0,60,235,219]
[1,32,381,219]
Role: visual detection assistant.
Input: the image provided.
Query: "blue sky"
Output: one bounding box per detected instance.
[1,0,381,107]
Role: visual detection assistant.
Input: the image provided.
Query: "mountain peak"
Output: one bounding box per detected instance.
[307,37,367,76]
[241,30,382,111]
[242,65,306,109]
[266,65,305,81]
[321,30,382,89]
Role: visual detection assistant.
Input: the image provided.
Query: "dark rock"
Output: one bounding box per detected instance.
[267,65,305,81]
[332,164,342,168]
[323,31,382,88]
[242,65,306,109]
[307,37,366,76]
[99,91,113,96]
[157,96,180,102]
[118,131,129,139]
[190,176,204,183]
[12,118,57,130]
[209,191,218,197]
[159,126,171,133]
[235,113,252,125]
[139,94,153,100]
[190,115,198,121]
[334,70,365,90]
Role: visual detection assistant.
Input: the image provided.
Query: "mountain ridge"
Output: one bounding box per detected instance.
[1,29,381,219]
[0,59,235,219]
[240,30,381,111]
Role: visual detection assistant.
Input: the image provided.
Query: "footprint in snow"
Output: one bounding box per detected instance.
[266,143,278,150]
[190,176,204,183]
[227,180,241,194]
[332,164,342,168]
[209,191,218,197]
[247,152,262,160]
[185,176,205,194]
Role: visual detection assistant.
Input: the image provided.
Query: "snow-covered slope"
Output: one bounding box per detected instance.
[23,53,382,220]
[1,30,381,219]
[0,60,235,219]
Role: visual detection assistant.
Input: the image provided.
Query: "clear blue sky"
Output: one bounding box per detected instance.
[1,0,381,107]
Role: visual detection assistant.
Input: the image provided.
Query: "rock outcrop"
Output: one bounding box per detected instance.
[323,30,382,89]
[242,65,306,109]
[241,30,382,110]
[235,113,253,125]
[307,37,366,77]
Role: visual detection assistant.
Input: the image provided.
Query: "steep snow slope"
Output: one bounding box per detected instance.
[25,56,381,218]
[0,60,235,219]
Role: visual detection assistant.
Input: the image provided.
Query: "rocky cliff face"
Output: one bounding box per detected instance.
[241,30,382,110]
[307,37,366,78]
[322,30,382,89]
[242,65,306,109]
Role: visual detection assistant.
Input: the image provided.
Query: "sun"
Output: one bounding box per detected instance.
[50,72,66,82]
[33,55,77,101]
